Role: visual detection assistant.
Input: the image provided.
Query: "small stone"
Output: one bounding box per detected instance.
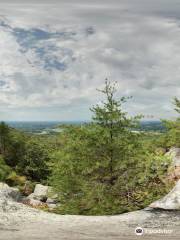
[46,198,55,204]
[47,203,57,209]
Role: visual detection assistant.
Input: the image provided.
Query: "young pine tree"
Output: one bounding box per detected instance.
[50,80,166,215]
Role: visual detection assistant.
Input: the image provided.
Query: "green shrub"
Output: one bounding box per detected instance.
[17,139,50,182]
[6,171,26,187]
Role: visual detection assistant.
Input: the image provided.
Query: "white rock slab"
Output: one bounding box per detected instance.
[149,180,180,209]
[166,147,180,167]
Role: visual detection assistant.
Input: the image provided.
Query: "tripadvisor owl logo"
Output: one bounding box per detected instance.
[135,227,144,236]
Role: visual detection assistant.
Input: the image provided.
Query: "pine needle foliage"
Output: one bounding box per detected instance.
[50,80,171,215]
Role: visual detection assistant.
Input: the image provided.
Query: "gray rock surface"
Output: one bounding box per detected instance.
[33,184,48,201]
[25,184,58,208]
[0,182,21,202]
[24,198,46,207]
[166,147,180,180]
[26,193,35,200]
[149,180,180,210]
[46,198,55,204]
[0,183,180,239]
[46,197,58,204]
[0,199,180,240]
[166,147,180,167]
[47,203,57,209]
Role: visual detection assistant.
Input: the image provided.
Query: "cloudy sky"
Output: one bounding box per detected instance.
[0,0,180,121]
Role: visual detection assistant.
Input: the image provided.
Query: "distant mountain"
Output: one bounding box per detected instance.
[5,120,165,134]
[6,121,86,134]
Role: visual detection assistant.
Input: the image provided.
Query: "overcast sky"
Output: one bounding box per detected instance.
[0,0,179,121]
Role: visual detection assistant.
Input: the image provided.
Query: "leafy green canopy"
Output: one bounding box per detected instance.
[0,122,50,182]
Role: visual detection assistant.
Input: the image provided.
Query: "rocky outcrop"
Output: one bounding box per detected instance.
[167,147,180,180]
[149,180,180,209]
[149,147,180,210]
[0,182,179,240]
[2,147,180,239]
[0,182,59,210]
[0,182,21,202]
[23,183,59,209]
[0,199,180,239]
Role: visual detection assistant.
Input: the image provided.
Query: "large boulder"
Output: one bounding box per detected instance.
[0,182,21,201]
[149,180,180,209]
[33,184,49,201]
[24,184,59,210]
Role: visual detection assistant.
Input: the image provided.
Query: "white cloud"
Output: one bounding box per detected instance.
[0,1,179,120]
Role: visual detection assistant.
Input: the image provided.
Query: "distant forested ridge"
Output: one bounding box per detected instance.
[6,120,164,134]
[139,120,165,132]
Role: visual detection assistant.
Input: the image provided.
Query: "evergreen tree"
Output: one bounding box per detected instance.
[50,81,150,215]
[174,97,180,114]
